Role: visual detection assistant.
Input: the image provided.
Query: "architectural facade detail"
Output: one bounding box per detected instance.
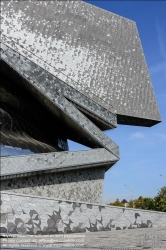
[1,1,161,126]
[1,167,105,204]
[0,0,162,235]
[1,192,166,235]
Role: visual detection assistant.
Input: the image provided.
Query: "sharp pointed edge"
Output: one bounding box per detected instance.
[0,42,117,129]
[1,42,119,158]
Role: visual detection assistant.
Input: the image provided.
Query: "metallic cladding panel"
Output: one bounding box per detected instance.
[1,44,119,158]
[1,43,117,129]
[1,0,161,125]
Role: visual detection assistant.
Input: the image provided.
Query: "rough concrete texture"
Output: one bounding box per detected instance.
[0,149,116,204]
[1,192,166,235]
[1,168,105,204]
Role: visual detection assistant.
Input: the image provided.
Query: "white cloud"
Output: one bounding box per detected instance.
[156,22,166,59]
[129,160,151,170]
[129,132,166,144]
[128,132,164,144]
[154,133,166,142]
[149,61,166,75]
[149,22,166,76]
[129,132,145,140]
[129,133,156,146]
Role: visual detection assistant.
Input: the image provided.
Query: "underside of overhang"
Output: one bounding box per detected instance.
[0,57,119,157]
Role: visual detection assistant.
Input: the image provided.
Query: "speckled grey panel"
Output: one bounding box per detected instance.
[0,149,117,203]
[1,43,119,158]
[1,42,117,129]
[0,168,105,204]
[1,0,161,126]
[1,192,166,235]
[0,148,117,178]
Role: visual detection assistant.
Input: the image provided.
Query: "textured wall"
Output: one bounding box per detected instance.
[1,0,161,124]
[1,192,166,235]
[0,149,117,178]
[0,168,105,204]
[1,43,119,158]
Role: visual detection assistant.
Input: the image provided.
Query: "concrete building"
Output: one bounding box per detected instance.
[1,1,165,235]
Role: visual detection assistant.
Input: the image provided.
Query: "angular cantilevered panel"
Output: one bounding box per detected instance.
[1,0,161,126]
[0,0,163,225]
[1,43,119,203]
[1,43,117,131]
[1,43,119,158]
[1,148,117,179]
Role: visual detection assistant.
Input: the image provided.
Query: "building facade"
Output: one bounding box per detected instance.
[0,0,162,235]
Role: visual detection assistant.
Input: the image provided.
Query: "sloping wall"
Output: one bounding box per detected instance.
[1,192,166,235]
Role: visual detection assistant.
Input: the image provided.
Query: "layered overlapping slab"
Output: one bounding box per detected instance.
[1,148,117,179]
[0,0,163,234]
[1,43,119,204]
[0,149,118,203]
[1,43,119,157]
[1,0,161,126]
[1,43,117,130]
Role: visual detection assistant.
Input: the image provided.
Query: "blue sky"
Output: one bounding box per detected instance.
[69,1,166,203]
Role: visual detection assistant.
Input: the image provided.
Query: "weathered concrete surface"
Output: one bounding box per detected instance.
[1,167,105,204]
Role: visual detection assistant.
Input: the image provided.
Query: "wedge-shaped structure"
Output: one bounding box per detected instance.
[0,0,161,230]
[1,0,161,126]
[1,42,119,203]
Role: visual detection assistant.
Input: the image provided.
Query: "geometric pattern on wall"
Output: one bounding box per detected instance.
[1,192,166,235]
[0,42,119,204]
[0,0,162,236]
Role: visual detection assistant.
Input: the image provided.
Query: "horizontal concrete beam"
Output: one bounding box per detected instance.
[1,148,118,179]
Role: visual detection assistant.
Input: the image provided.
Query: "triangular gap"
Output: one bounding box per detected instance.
[68,140,90,151]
